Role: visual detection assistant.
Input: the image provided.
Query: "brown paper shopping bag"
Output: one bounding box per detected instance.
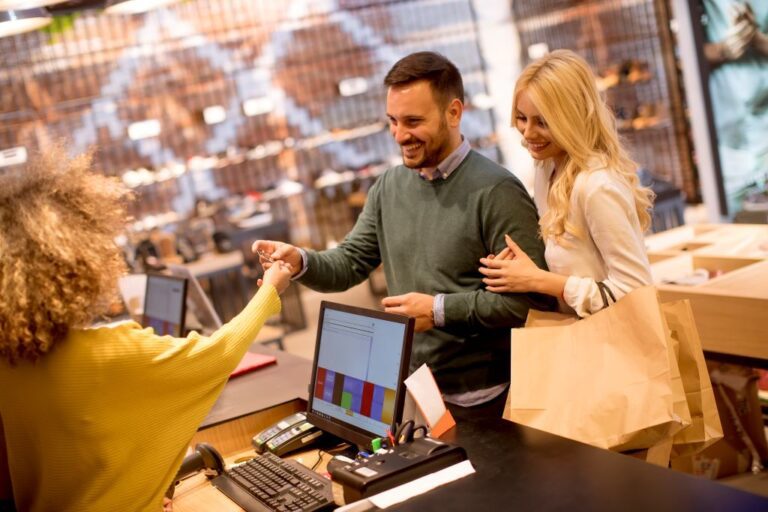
[503,286,691,455]
[662,300,723,458]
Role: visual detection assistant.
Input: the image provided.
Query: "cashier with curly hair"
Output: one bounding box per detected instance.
[0,147,293,512]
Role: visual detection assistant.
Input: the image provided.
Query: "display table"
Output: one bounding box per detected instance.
[645,224,768,365]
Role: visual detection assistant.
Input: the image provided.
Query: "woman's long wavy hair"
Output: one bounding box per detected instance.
[0,145,131,364]
[512,49,653,243]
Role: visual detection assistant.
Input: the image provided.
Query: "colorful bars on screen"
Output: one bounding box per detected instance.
[314,367,395,425]
[143,315,179,336]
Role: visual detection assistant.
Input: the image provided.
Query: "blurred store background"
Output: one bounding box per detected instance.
[1,0,711,255]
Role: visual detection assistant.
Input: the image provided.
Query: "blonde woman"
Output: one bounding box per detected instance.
[0,147,293,512]
[479,49,654,317]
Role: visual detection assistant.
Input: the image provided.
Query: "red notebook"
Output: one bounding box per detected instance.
[229,352,277,378]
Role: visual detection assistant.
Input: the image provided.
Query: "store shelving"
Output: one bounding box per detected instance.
[511,0,697,200]
[0,0,500,250]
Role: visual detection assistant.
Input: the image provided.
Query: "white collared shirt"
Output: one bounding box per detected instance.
[533,159,652,317]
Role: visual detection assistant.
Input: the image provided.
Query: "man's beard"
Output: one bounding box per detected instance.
[401,119,450,169]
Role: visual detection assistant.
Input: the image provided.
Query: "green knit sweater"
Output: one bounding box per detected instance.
[300,150,555,393]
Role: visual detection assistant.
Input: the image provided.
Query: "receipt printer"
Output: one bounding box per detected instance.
[329,437,467,502]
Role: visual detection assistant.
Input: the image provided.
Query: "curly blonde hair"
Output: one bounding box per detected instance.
[0,146,131,364]
[512,50,653,243]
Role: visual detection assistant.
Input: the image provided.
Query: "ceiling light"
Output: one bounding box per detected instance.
[0,8,51,38]
[104,0,180,15]
[128,119,161,140]
[242,97,274,117]
[338,77,368,97]
[202,106,226,125]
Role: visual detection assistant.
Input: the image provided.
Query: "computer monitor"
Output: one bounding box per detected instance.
[142,273,188,337]
[165,264,222,335]
[306,301,414,448]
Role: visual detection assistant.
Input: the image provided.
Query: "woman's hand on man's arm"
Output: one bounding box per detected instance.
[479,235,566,299]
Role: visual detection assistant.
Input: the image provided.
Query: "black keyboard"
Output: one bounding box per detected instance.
[212,451,335,512]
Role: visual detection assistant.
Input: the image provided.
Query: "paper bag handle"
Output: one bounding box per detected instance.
[597,281,617,310]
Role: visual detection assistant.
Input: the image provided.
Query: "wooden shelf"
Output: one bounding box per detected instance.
[646,224,768,361]
[512,0,697,199]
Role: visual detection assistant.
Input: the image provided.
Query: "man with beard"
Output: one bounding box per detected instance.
[254,51,554,417]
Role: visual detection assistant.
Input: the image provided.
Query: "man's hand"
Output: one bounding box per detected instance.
[381,292,435,332]
[252,240,302,277]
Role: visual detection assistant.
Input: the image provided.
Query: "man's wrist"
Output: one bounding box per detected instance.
[292,248,309,280]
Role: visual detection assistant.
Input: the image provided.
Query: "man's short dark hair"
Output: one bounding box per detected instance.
[383,51,464,108]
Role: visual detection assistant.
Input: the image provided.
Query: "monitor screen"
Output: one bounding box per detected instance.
[166,264,222,335]
[306,301,414,448]
[142,273,188,337]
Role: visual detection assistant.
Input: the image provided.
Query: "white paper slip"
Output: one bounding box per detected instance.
[335,460,475,511]
[404,363,445,426]
[403,363,456,437]
[371,459,475,508]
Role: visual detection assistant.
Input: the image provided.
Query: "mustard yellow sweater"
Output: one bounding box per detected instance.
[0,284,280,512]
